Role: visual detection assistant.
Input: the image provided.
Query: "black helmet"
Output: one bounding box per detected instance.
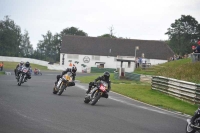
[25,62,30,67]
[103,71,110,80]
[72,66,77,73]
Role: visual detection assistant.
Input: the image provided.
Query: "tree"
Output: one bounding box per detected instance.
[165,15,200,55]
[60,27,88,37]
[0,16,22,56]
[98,34,117,38]
[20,30,33,57]
[36,31,60,62]
[98,25,117,38]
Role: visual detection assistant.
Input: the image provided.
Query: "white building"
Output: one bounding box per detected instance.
[60,36,174,75]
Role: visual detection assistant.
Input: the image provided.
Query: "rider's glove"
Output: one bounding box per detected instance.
[106,89,110,92]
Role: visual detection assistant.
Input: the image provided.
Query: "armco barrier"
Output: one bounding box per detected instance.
[91,67,115,73]
[125,72,140,81]
[152,76,200,104]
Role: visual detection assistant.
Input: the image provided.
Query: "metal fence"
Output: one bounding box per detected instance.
[190,53,200,62]
[152,76,200,104]
[114,72,141,81]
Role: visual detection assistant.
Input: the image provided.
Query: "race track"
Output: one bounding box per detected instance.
[0,71,189,133]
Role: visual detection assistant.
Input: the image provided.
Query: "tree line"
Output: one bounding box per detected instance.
[165,15,200,55]
[0,15,200,62]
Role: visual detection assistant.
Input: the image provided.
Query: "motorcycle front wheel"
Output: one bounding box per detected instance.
[18,75,23,86]
[58,83,66,96]
[186,122,196,133]
[84,95,90,104]
[91,92,101,105]
[53,86,58,94]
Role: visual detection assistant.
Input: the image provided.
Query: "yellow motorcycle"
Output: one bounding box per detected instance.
[53,72,74,95]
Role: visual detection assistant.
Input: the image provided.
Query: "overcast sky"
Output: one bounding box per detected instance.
[1,0,200,49]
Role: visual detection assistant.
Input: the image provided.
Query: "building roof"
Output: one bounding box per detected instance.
[61,35,174,60]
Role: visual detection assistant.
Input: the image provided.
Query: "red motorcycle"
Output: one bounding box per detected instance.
[84,81,108,105]
[34,69,42,75]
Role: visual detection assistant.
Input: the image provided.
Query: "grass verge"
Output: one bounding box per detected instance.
[1,61,49,70]
[76,73,198,115]
[135,58,200,84]
[0,71,5,75]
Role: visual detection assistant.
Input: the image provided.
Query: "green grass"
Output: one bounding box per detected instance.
[0,61,49,71]
[2,60,199,115]
[0,71,5,75]
[77,73,198,115]
[135,58,200,84]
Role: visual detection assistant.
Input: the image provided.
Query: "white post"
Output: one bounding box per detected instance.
[134,46,139,71]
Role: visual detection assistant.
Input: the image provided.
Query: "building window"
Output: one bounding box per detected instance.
[98,64,104,68]
[92,55,100,60]
[67,54,79,59]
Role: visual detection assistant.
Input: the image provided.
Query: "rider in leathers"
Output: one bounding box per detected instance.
[55,66,77,86]
[16,61,32,81]
[14,61,24,77]
[86,71,111,98]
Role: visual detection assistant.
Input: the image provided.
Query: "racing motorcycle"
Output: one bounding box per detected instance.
[34,69,42,75]
[53,72,74,95]
[17,66,29,86]
[84,80,108,105]
[186,106,200,133]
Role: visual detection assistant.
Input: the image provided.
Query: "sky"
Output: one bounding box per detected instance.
[1,0,200,49]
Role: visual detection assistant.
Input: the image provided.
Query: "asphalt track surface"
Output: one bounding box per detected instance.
[0,71,190,133]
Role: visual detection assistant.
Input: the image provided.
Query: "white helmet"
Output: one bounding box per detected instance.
[20,61,24,65]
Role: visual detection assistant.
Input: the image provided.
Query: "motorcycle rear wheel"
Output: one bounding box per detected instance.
[91,92,101,105]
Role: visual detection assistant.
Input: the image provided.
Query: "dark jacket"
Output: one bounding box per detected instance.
[94,76,111,91]
[61,68,76,80]
[196,45,200,53]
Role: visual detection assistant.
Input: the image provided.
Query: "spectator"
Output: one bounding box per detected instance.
[137,57,140,68]
[0,62,3,71]
[139,57,142,66]
[141,58,146,68]
[192,45,196,53]
[196,40,200,53]
[196,40,200,61]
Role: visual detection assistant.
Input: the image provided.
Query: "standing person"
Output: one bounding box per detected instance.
[139,57,142,67]
[0,62,3,71]
[137,57,140,68]
[196,40,200,61]
[192,46,196,53]
[141,58,146,68]
[1,62,3,71]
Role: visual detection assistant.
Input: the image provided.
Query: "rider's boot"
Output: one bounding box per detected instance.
[86,87,91,94]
